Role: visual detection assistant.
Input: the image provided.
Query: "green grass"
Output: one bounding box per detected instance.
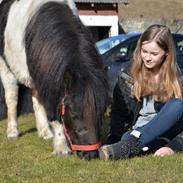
[0,114,183,183]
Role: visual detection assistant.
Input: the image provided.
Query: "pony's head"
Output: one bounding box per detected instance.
[59,71,108,159]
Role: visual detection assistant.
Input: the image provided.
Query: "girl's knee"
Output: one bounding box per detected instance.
[121,131,131,140]
[168,99,183,111]
[170,98,183,107]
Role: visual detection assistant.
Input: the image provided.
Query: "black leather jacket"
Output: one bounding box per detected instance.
[107,65,183,152]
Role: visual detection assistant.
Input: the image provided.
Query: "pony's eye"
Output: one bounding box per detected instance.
[65,106,78,119]
[68,110,78,119]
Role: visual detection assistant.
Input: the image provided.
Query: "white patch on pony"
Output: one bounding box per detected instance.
[51,121,71,155]
[0,56,19,138]
[4,0,77,87]
[32,96,53,139]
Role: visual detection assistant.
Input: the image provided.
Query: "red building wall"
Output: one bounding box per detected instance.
[76,3,118,16]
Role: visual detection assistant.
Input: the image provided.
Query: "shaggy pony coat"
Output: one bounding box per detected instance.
[0,0,109,159]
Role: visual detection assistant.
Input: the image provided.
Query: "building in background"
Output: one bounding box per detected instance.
[75,0,128,42]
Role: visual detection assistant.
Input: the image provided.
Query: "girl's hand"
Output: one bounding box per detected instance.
[154,147,175,157]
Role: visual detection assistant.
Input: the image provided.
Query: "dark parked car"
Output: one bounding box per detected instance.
[96,33,141,55]
[96,33,183,97]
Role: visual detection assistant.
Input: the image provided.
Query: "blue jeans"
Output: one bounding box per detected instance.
[121,99,183,152]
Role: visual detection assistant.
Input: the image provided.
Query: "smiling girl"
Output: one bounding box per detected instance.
[99,24,183,160]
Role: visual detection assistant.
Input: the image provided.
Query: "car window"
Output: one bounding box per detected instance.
[96,39,112,54]
[174,35,183,70]
[109,42,130,63]
[176,40,183,54]
[114,38,139,61]
[174,36,183,54]
[96,34,129,54]
[128,39,138,58]
[118,44,129,57]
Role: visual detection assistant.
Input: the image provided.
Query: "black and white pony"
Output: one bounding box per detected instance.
[0,0,109,159]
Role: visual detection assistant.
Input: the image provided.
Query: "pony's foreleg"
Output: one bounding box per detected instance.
[51,121,71,155]
[32,95,53,139]
[0,57,19,138]
[32,95,70,154]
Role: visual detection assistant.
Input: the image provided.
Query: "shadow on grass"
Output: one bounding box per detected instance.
[19,128,37,137]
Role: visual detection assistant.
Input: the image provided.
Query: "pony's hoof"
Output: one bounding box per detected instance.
[42,132,53,140]
[38,129,53,140]
[52,149,71,156]
[7,129,19,139]
[52,146,71,156]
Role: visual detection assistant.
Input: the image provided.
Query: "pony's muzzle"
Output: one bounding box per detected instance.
[77,150,99,160]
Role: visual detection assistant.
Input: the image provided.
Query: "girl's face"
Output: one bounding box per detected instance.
[141,41,167,72]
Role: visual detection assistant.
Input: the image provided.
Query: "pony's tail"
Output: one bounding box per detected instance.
[0,79,33,120]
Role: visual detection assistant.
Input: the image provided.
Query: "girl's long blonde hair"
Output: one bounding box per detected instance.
[131,24,182,102]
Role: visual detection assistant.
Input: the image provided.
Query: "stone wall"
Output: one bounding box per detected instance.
[119,18,183,33]
[119,18,183,34]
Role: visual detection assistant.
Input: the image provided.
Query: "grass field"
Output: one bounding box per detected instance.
[0,114,183,183]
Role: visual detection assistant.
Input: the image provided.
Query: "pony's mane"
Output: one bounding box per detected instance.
[25,2,109,123]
